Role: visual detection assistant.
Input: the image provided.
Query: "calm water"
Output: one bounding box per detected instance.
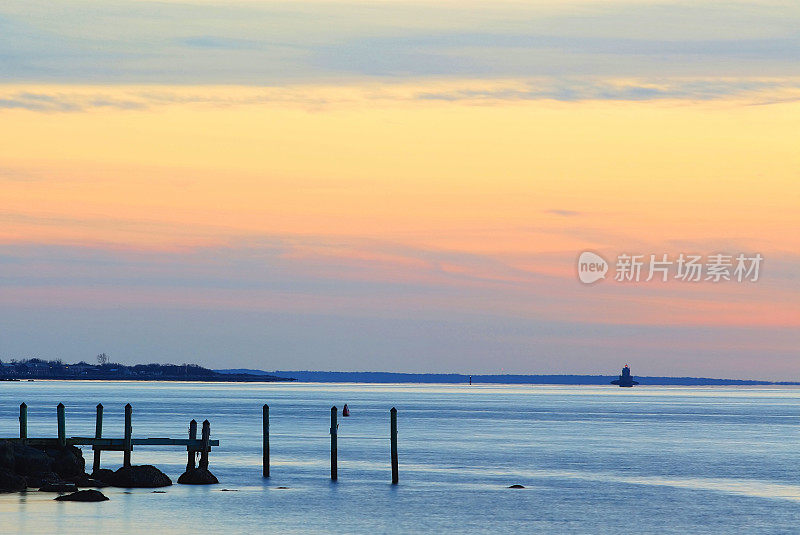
[2,381,800,534]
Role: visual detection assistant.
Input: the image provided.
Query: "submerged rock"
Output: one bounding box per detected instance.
[109,465,172,488]
[177,467,218,485]
[39,482,78,493]
[0,468,27,493]
[55,489,109,502]
[507,484,525,489]
[25,471,61,488]
[71,474,108,488]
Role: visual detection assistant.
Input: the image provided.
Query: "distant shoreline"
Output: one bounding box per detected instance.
[3,376,799,386]
[216,369,800,386]
[4,358,796,386]
[0,359,293,382]
[0,375,292,383]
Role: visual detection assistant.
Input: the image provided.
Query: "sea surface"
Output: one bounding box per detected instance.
[2,381,800,534]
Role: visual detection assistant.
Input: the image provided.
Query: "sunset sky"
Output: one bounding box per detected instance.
[1,0,798,378]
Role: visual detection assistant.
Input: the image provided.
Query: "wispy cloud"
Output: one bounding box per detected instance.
[1,1,799,83]
[546,209,581,217]
[3,78,800,113]
[414,79,800,103]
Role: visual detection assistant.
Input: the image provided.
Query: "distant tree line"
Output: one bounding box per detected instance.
[0,356,292,382]
[0,355,219,379]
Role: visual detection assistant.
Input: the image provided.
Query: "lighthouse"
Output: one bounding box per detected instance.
[610,364,639,387]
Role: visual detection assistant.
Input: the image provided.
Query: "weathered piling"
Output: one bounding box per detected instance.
[330,406,338,481]
[93,403,103,473]
[199,420,210,470]
[19,403,27,444]
[187,419,197,471]
[123,403,132,468]
[390,407,398,484]
[262,404,270,478]
[57,403,66,447]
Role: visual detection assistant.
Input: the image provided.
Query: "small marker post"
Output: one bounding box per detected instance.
[123,403,132,468]
[57,403,66,447]
[19,403,27,444]
[187,420,197,471]
[199,420,210,470]
[263,404,270,478]
[330,406,338,481]
[390,407,398,484]
[93,403,103,472]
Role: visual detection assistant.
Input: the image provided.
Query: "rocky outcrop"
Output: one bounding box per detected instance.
[0,468,27,493]
[0,442,172,493]
[108,465,172,488]
[0,441,14,471]
[177,467,218,485]
[54,489,109,502]
[0,439,93,492]
[12,443,53,475]
[47,446,85,478]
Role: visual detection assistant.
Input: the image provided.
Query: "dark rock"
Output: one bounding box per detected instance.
[0,441,14,470]
[12,443,52,475]
[92,468,115,484]
[109,465,172,488]
[507,484,525,489]
[39,482,78,493]
[54,489,109,502]
[0,468,27,493]
[25,471,61,488]
[49,446,85,479]
[177,467,218,485]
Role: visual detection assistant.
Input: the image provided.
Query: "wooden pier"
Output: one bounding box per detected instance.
[3,402,219,471]
[6,402,399,484]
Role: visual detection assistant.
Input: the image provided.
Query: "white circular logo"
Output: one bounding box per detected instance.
[577,251,608,284]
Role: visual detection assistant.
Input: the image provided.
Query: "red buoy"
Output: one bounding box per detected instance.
[342,404,350,417]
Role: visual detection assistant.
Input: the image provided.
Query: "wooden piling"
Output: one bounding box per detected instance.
[93,403,103,473]
[262,404,270,478]
[330,406,338,481]
[187,419,197,471]
[19,403,27,444]
[199,420,210,470]
[123,403,132,468]
[390,407,398,484]
[57,403,66,447]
